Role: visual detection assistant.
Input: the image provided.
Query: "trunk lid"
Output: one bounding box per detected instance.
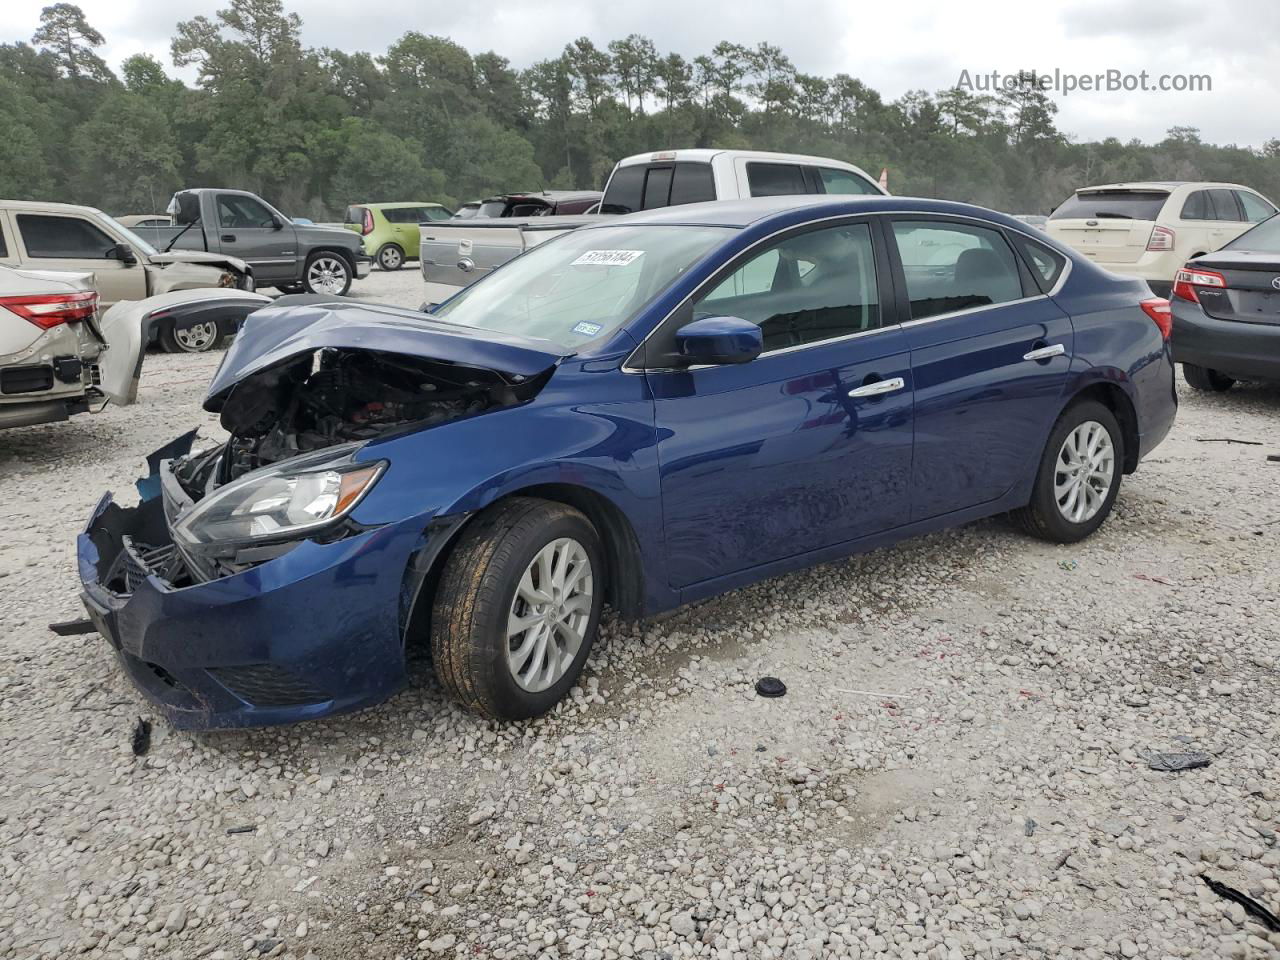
[1185,250,1280,324]
[204,300,565,408]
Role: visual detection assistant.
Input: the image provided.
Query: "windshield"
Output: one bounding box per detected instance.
[431,224,731,349]
[1226,213,1280,252]
[1050,191,1169,222]
[98,212,158,256]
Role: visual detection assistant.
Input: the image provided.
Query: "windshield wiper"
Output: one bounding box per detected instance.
[1092,212,1134,220]
[163,217,200,253]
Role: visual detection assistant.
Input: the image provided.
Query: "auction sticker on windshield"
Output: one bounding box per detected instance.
[571,250,644,267]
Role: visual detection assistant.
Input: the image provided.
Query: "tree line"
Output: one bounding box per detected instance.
[3,0,1279,220]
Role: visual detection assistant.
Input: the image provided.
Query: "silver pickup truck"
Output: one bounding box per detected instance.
[419,148,884,304]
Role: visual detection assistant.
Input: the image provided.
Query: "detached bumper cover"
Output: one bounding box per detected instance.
[75,481,424,729]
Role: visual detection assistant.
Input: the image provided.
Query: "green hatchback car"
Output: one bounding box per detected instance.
[344,202,453,270]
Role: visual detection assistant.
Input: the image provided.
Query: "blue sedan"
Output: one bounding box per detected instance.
[77,195,1177,728]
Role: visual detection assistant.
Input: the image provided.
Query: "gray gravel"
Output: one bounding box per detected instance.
[1,268,1278,960]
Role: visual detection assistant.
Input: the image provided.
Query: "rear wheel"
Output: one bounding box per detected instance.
[1183,364,1235,392]
[377,243,405,271]
[1013,400,1123,543]
[430,498,604,720]
[158,317,226,353]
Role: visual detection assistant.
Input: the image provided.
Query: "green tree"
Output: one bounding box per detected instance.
[74,91,180,212]
[31,3,112,81]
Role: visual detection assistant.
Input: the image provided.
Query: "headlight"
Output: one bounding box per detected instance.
[172,448,385,550]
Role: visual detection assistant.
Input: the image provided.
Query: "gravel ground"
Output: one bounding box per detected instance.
[1,268,1278,960]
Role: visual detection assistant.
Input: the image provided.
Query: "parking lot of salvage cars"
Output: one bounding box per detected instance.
[0,270,1277,960]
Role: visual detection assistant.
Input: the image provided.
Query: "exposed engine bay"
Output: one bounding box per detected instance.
[172,347,546,501]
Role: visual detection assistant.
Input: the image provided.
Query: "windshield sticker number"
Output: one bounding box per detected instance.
[571,249,644,267]
[572,321,603,337]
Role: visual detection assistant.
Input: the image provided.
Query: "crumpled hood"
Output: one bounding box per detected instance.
[204,301,566,409]
[149,250,251,274]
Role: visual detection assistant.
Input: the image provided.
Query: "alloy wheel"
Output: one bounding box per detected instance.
[379,246,402,269]
[505,538,593,693]
[307,256,349,295]
[1054,420,1115,524]
[174,321,218,352]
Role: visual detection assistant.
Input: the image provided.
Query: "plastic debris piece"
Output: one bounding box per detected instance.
[755,677,787,698]
[226,824,257,835]
[1195,437,1262,445]
[131,717,152,757]
[1142,750,1210,772]
[1057,559,1078,571]
[1134,573,1175,586]
[1024,817,1037,837]
[1203,875,1280,932]
[48,618,95,636]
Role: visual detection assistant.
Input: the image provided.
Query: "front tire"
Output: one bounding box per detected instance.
[302,252,353,296]
[431,498,604,720]
[1183,364,1235,392]
[377,243,405,271]
[1013,400,1123,543]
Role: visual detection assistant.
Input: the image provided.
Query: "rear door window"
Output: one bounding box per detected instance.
[891,220,1025,320]
[669,162,716,206]
[1208,189,1243,221]
[1050,191,1169,221]
[17,214,116,258]
[642,166,674,210]
[747,163,809,197]
[817,167,881,195]
[601,165,646,214]
[1237,191,1276,223]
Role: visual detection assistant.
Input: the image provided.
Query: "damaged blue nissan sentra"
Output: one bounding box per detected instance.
[77,195,1177,728]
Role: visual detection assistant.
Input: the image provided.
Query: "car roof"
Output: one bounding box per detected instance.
[586,194,1034,231]
[360,201,447,209]
[614,149,860,168]
[0,198,105,215]
[1075,181,1253,193]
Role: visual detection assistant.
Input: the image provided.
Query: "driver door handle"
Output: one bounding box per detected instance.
[1023,343,1065,362]
[848,377,905,398]
[221,233,237,243]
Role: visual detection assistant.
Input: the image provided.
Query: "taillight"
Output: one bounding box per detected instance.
[362,209,374,235]
[1172,266,1226,304]
[1147,225,1176,251]
[0,291,98,329]
[1139,297,1172,340]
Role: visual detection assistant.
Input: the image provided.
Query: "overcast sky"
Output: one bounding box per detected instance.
[6,0,1277,147]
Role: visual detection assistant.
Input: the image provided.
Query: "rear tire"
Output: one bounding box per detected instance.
[430,498,604,720]
[158,317,227,353]
[1183,364,1235,392]
[1012,400,1123,544]
[377,243,405,271]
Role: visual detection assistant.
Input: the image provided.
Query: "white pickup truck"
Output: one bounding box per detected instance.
[419,149,884,304]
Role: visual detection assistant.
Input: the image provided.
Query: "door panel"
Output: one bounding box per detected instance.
[13,212,145,306]
[212,194,296,283]
[646,218,914,589]
[888,217,1073,519]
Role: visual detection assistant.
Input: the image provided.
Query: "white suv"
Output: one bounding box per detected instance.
[1046,181,1277,296]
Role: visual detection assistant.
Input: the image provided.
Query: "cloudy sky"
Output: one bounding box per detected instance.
[6,0,1277,147]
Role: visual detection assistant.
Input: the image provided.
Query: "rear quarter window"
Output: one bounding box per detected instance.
[1009,232,1068,292]
[1050,191,1169,222]
[747,163,809,197]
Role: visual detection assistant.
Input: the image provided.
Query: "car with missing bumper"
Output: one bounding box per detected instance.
[76,195,1176,729]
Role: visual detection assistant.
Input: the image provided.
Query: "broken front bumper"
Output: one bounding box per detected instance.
[75,478,421,729]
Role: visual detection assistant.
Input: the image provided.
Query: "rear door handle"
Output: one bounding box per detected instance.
[1023,343,1065,362]
[221,233,237,243]
[848,377,905,398]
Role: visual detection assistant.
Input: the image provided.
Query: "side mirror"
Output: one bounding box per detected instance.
[110,242,138,266]
[270,215,284,230]
[674,316,762,366]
